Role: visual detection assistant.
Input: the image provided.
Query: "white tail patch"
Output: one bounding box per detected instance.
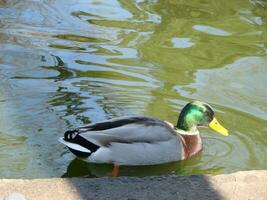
[58,137,91,153]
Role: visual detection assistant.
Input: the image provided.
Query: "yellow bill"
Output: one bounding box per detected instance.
[209,117,228,136]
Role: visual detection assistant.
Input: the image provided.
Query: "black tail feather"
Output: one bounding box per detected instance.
[64,130,100,154]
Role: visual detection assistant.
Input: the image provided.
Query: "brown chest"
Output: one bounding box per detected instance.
[180,134,202,159]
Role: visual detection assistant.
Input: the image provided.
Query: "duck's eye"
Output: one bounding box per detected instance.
[204,112,214,121]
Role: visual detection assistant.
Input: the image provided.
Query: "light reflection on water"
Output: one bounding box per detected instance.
[0,0,266,178]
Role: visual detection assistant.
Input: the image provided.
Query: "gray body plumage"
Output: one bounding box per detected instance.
[59,116,184,165]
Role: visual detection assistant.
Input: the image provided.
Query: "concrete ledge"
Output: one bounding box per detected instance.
[0,170,266,200]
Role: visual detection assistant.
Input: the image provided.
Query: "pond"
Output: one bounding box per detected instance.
[0,0,266,178]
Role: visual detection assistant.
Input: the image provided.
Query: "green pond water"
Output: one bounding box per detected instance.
[0,0,267,178]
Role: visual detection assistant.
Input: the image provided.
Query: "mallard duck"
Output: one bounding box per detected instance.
[59,101,228,176]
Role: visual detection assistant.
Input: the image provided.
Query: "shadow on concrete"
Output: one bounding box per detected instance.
[66,175,223,200]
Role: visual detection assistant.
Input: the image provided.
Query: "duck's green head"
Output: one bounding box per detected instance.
[177,101,228,136]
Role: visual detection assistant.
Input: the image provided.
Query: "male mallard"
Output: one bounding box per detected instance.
[59,101,228,176]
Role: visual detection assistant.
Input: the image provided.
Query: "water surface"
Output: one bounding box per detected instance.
[0,0,267,178]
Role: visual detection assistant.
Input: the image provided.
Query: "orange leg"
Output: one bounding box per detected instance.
[111,164,120,177]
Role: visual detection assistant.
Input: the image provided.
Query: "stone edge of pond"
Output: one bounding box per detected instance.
[0,170,266,200]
